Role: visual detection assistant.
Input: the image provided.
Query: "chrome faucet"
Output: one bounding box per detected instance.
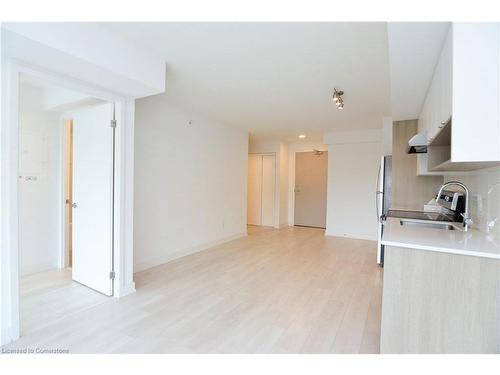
[436,181,473,231]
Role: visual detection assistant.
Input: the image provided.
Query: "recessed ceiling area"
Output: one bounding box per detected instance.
[102,22,393,142]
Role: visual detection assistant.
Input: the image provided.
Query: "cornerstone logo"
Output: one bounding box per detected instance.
[1,347,69,354]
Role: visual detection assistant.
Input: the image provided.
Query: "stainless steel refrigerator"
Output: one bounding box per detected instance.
[376,155,392,265]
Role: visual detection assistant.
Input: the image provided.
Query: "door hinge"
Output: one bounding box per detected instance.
[109,271,115,279]
[110,119,117,128]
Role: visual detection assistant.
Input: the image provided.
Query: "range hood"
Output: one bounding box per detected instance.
[407,132,428,154]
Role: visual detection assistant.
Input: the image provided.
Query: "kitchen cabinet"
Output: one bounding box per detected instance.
[392,120,443,204]
[418,27,452,144]
[418,23,500,172]
[416,153,448,176]
[380,245,500,353]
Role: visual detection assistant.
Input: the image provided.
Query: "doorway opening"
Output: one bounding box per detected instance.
[294,150,328,229]
[65,120,73,268]
[18,75,116,338]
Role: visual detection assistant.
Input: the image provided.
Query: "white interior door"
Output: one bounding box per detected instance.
[261,154,276,227]
[71,102,114,296]
[294,151,328,228]
[247,154,262,225]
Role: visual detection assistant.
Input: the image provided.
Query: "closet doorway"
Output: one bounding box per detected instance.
[247,153,276,227]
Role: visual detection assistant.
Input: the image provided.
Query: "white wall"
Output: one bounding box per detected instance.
[18,85,61,276]
[324,130,382,241]
[278,142,289,227]
[382,116,393,156]
[134,96,248,272]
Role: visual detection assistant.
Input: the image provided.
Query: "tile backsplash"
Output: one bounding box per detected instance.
[446,166,500,240]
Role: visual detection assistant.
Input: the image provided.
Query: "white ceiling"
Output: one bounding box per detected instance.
[103,23,393,142]
[387,22,450,121]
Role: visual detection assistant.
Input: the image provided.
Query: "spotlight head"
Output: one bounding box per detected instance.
[332,88,345,110]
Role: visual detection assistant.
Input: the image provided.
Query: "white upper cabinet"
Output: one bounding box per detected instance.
[418,27,452,144]
[419,23,500,171]
[452,23,499,163]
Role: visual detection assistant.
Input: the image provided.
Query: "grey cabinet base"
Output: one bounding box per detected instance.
[380,246,500,353]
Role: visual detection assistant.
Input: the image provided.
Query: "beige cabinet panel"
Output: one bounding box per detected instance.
[381,246,500,353]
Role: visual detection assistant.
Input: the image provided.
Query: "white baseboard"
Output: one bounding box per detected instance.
[324,231,377,242]
[116,282,136,298]
[134,231,248,273]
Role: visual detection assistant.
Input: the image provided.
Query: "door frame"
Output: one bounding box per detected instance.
[60,119,73,269]
[1,60,136,344]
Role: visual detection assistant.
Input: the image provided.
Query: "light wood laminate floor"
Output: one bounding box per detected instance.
[5,226,383,353]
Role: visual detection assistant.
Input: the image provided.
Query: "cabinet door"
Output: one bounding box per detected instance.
[424,25,453,143]
[418,98,428,136]
[440,28,453,125]
[434,49,449,133]
[419,91,431,143]
[433,47,445,135]
[452,23,500,162]
[418,23,499,168]
[432,26,453,137]
[427,80,438,141]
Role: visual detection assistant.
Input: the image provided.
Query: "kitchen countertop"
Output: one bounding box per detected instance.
[382,217,500,260]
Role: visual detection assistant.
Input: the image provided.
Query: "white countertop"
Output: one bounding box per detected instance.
[382,217,500,260]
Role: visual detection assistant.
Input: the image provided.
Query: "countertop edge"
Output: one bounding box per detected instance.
[381,239,500,260]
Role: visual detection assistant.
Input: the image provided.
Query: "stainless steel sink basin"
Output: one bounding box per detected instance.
[399,219,459,231]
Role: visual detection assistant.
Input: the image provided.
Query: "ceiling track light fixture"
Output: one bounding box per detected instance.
[332,88,344,110]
